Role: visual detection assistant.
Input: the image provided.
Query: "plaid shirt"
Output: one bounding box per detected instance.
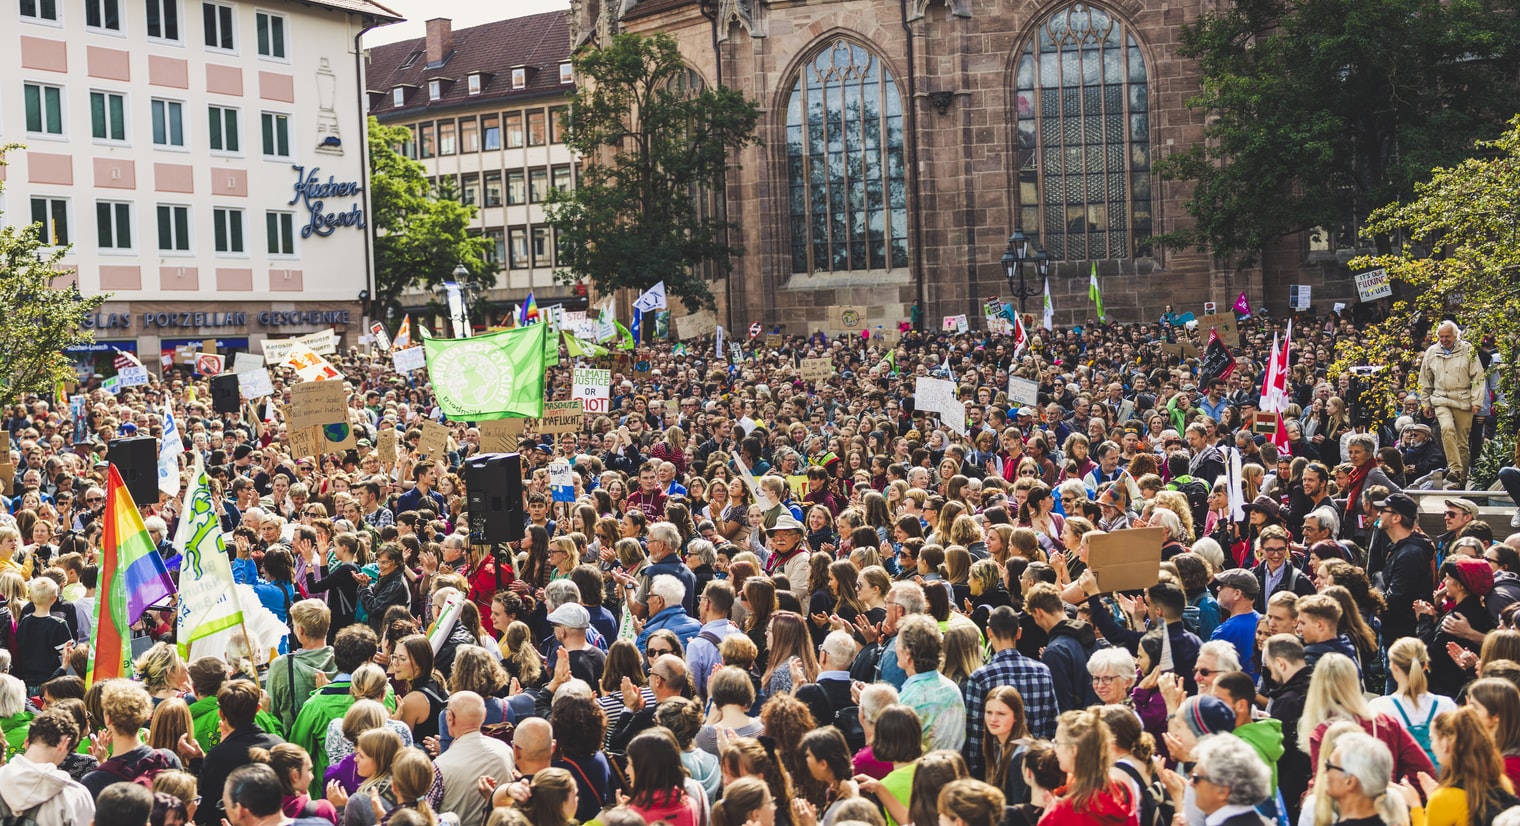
[962,647,1058,777]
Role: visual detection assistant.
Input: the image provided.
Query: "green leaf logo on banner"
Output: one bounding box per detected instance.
[421,324,547,420]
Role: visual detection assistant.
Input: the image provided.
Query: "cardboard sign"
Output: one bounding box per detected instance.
[0,455,13,497]
[837,306,866,330]
[392,346,427,373]
[287,379,348,431]
[1008,377,1039,408]
[537,400,584,435]
[376,428,400,466]
[572,368,611,415]
[238,368,274,399]
[1162,341,1198,359]
[288,426,322,461]
[765,333,782,349]
[195,353,225,375]
[1197,313,1239,347]
[915,377,958,415]
[1355,268,1392,302]
[1088,527,1165,592]
[319,422,358,453]
[674,310,717,340]
[478,419,523,454]
[1251,410,1282,436]
[262,330,338,364]
[801,358,834,382]
[415,419,450,458]
[549,461,575,502]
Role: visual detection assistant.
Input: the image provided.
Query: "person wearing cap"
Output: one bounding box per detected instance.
[1436,498,1479,563]
[1418,320,1485,489]
[1209,569,1262,681]
[1250,525,1315,614]
[547,602,606,687]
[1399,422,1445,481]
[764,512,812,603]
[1374,492,1435,643]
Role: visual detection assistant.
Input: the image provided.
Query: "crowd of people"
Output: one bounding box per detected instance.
[1,305,1518,826]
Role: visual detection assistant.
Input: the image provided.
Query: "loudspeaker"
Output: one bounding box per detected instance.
[465,452,524,545]
[210,374,241,414]
[108,437,160,505]
[1349,373,1373,428]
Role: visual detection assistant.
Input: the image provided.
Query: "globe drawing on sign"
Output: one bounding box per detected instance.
[429,341,516,412]
[840,308,862,328]
[323,423,350,443]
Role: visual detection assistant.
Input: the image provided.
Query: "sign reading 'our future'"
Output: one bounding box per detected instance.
[289,165,365,239]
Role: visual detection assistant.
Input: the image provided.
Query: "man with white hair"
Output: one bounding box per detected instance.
[1419,320,1485,488]
[435,691,513,826]
[634,574,701,652]
[637,521,698,616]
[796,631,858,736]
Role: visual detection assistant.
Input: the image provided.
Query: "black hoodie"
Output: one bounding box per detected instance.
[1042,619,1102,712]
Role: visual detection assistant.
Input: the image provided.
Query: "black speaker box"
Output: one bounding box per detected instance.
[465,452,524,545]
[108,437,160,505]
[210,374,241,414]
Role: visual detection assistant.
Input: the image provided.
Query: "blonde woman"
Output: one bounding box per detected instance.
[547,537,578,582]
[1370,637,1456,770]
[1300,653,1434,784]
[326,669,412,763]
[134,642,191,704]
[325,726,403,816]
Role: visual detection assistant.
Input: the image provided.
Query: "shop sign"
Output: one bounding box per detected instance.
[289,165,365,238]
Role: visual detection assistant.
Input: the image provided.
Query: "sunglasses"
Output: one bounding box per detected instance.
[647,647,673,657]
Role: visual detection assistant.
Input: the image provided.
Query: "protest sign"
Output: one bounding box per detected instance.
[1007,377,1039,408]
[369,321,392,352]
[572,368,611,415]
[262,330,337,364]
[1355,268,1392,302]
[1197,313,1239,346]
[0,454,13,496]
[801,358,834,382]
[119,365,150,387]
[375,429,400,466]
[195,353,225,376]
[1289,285,1312,311]
[478,419,523,454]
[765,333,782,349]
[415,419,450,458]
[943,314,969,333]
[288,426,322,461]
[941,399,967,434]
[287,380,347,431]
[392,347,427,373]
[284,344,342,381]
[232,352,264,374]
[675,310,717,340]
[1088,527,1165,592]
[538,400,585,435]
[837,306,866,330]
[103,376,122,394]
[237,369,274,399]
[549,461,576,502]
[915,377,958,415]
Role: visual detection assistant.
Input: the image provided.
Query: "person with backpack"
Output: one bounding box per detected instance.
[684,580,743,700]
[264,600,337,735]
[81,681,185,799]
[1369,637,1455,774]
[190,680,283,826]
[794,631,862,751]
[0,708,95,826]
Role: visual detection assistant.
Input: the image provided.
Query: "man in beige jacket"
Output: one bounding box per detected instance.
[1418,320,1485,489]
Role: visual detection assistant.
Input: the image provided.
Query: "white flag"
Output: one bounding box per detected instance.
[158,409,185,496]
[174,452,246,658]
[1042,278,1055,331]
[1225,446,1246,522]
[634,281,668,313]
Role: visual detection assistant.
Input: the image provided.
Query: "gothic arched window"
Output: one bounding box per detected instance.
[786,40,908,274]
[1015,4,1151,261]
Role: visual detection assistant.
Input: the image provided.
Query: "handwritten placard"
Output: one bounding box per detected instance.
[915,377,958,415]
[1197,313,1239,347]
[262,330,338,363]
[537,400,584,435]
[478,419,524,454]
[392,346,427,373]
[288,426,322,460]
[287,379,348,431]
[675,310,717,340]
[238,368,274,399]
[801,358,834,382]
[375,428,399,466]
[415,419,450,458]
[765,333,782,349]
[1008,376,1039,408]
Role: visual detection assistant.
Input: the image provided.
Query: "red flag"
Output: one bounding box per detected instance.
[1012,314,1029,355]
[1233,291,1252,316]
[1200,329,1236,383]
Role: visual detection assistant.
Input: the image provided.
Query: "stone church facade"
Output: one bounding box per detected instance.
[580,0,1351,332]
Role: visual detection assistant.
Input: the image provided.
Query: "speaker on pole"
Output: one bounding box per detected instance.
[108,437,160,505]
[210,374,241,414]
[464,452,524,545]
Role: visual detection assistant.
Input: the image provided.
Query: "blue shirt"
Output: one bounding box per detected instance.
[1210,610,1261,680]
[962,648,1057,777]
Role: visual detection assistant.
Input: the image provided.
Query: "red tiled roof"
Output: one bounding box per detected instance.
[366,10,573,116]
[301,0,402,22]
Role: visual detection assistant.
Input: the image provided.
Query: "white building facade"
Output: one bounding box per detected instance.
[3,0,399,373]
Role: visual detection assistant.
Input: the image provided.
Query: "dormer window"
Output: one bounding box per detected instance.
[393,87,406,107]
[468,73,482,95]
[428,80,443,101]
[511,67,526,89]
[559,62,573,84]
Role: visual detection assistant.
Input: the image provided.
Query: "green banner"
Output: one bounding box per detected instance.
[421,324,547,419]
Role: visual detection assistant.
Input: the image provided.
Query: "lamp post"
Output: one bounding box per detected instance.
[431,266,482,337]
[1001,229,1048,314]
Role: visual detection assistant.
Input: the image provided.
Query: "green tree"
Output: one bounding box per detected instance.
[1153,0,1520,264]
[546,32,762,311]
[1332,118,1520,423]
[368,117,494,322]
[0,145,107,408]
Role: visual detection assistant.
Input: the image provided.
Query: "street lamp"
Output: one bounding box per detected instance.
[1002,229,1047,314]
[431,266,483,337]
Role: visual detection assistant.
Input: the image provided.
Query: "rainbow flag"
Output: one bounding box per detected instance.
[523,292,540,325]
[89,465,177,686]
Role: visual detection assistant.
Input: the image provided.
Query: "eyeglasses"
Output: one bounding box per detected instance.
[1262,545,1288,554]
[1324,762,1346,775]
[1091,674,1126,684]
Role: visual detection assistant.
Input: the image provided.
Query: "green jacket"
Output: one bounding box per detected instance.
[288,679,396,798]
[1235,718,1285,792]
[188,694,285,754]
[1,711,33,760]
[264,646,337,733]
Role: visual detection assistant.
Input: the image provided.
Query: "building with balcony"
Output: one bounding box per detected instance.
[365,12,584,322]
[4,0,400,373]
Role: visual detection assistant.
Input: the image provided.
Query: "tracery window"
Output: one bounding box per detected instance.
[786,41,908,274]
[1015,4,1152,260]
